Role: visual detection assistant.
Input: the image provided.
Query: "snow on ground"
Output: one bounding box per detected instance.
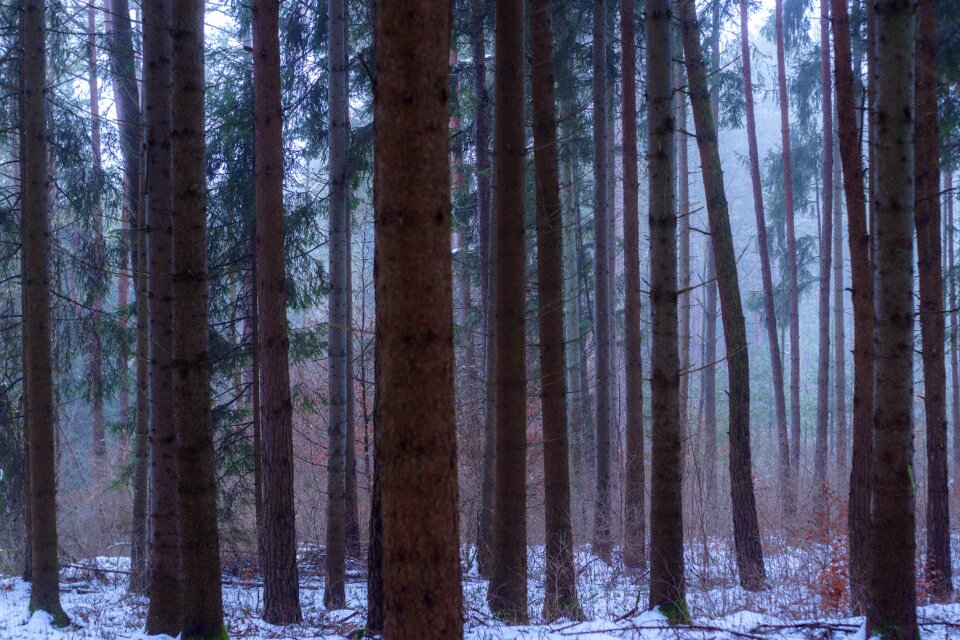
[4,542,960,639]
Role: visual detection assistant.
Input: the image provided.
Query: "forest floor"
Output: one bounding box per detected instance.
[4,539,960,639]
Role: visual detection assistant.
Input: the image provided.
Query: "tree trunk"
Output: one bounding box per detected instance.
[374,2,463,636]
[591,0,613,562]
[949,171,960,500]
[143,0,181,633]
[20,0,68,624]
[914,0,952,601]
[345,226,361,558]
[252,0,303,622]
[130,155,149,595]
[813,0,833,513]
[832,128,846,486]
[249,241,264,569]
[647,0,687,621]
[739,0,790,522]
[324,0,349,610]
[680,0,766,592]
[677,55,691,487]
[867,3,918,637]
[170,0,226,633]
[487,0,528,623]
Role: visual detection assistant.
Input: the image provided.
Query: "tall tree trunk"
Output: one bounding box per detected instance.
[487,0,528,623]
[252,0,302,622]
[324,0,349,610]
[591,0,613,562]
[621,0,645,574]
[471,0,496,580]
[374,2,463,636]
[20,0,68,624]
[813,0,833,512]
[143,0,181,632]
[831,0,874,612]
[345,224,361,558]
[739,0,790,522]
[170,0,226,633]
[949,171,960,499]
[530,0,581,620]
[868,2,918,636]
[680,0,766,591]
[647,0,687,621]
[832,129,846,485]
[914,0,951,601]
[676,56,691,485]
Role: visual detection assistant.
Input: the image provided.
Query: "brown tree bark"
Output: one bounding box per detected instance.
[739,0,790,521]
[914,0,952,601]
[487,0,528,623]
[530,0,581,621]
[832,132,846,485]
[677,65,691,470]
[949,171,960,498]
[20,0,68,624]
[143,0,181,632]
[647,0,687,621]
[867,3,918,637]
[680,0,766,592]
[170,0,226,633]
[252,0,303,622]
[374,2,464,636]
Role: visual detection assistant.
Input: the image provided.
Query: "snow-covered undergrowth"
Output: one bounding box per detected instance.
[4,541,960,639]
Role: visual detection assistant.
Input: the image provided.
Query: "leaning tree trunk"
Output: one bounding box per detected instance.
[374,2,464,636]
[739,0,790,522]
[646,0,688,622]
[868,2,918,637]
[680,0,766,592]
[621,0,645,574]
[529,0,581,621]
[170,0,226,634]
[487,0,528,623]
[20,0,68,625]
[252,0,303,622]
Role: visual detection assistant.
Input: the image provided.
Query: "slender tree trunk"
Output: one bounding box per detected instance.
[677,57,691,483]
[143,0,180,632]
[647,0,687,621]
[324,0,349,610]
[487,0,528,623]
[739,0,790,523]
[680,0,766,591]
[914,0,951,601]
[252,0,302,622]
[170,0,226,634]
[530,0,581,620]
[620,0,645,573]
[591,0,613,562]
[20,0,68,624]
[949,172,960,500]
[833,129,847,485]
[345,229,361,558]
[868,2,918,636]
[374,3,463,636]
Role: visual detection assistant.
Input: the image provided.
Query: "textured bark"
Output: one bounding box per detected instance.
[170,0,226,634]
[530,0,581,621]
[130,161,149,595]
[949,172,960,498]
[20,0,68,624]
[831,0,874,611]
[621,0,645,574]
[487,0,528,623]
[868,3,918,637]
[591,0,613,562]
[374,2,464,636]
[832,132,847,485]
[914,0,952,601]
[680,0,766,592]
[324,0,349,610]
[646,0,686,620]
[345,233,361,559]
[143,0,181,632]
[252,0,302,622]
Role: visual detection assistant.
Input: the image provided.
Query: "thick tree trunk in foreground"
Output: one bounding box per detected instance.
[21,0,68,624]
[739,0,789,521]
[170,0,226,634]
[488,0,528,623]
[680,0,766,591]
[621,0,645,574]
[868,1,918,636]
[252,0,302,622]
[374,3,463,636]
[530,0,581,621]
[647,0,687,621]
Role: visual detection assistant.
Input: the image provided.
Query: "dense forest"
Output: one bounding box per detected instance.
[1,0,960,638]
